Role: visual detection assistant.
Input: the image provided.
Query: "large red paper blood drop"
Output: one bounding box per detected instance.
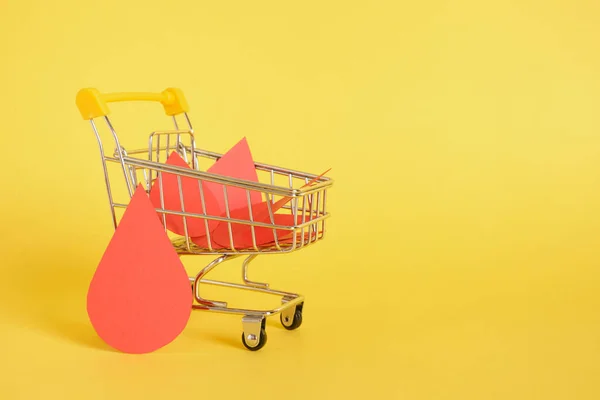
[87,185,192,354]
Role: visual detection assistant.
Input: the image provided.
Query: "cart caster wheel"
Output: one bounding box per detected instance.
[241,329,267,351]
[281,305,303,330]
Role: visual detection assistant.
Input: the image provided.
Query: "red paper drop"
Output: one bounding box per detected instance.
[149,152,221,237]
[87,185,192,354]
[204,137,263,211]
[210,211,303,249]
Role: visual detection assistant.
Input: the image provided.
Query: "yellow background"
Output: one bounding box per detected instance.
[1,0,599,398]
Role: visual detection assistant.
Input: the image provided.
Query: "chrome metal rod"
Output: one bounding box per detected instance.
[112,202,325,229]
[193,255,239,307]
[242,255,269,289]
[191,147,332,181]
[90,119,118,229]
[104,116,133,197]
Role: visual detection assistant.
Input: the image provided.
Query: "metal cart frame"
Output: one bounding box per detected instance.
[76,88,333,351]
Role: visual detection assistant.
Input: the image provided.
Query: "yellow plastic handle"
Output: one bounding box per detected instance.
[76,87,189,119]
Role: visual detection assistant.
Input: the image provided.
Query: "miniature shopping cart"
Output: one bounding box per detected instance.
[76,88,333,351]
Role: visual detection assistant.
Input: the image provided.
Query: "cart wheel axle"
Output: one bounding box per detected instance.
[281,302,304,330]
[241,315,268,351]
[241,329,267,351]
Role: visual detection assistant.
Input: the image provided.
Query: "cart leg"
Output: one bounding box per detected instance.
[241,315,267,351]
[193,255,238,308]
[242,255,269,289]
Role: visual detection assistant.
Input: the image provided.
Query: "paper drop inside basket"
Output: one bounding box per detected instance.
[190,167,332,250]
[87,184,192,354]
[149,138,263,238]
[191,213,302,249]
[149,152,221,237]
[203,137,263,212]
[212,212,303,249]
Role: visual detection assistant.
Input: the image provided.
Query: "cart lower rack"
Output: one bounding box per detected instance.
[76,88,333,351]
